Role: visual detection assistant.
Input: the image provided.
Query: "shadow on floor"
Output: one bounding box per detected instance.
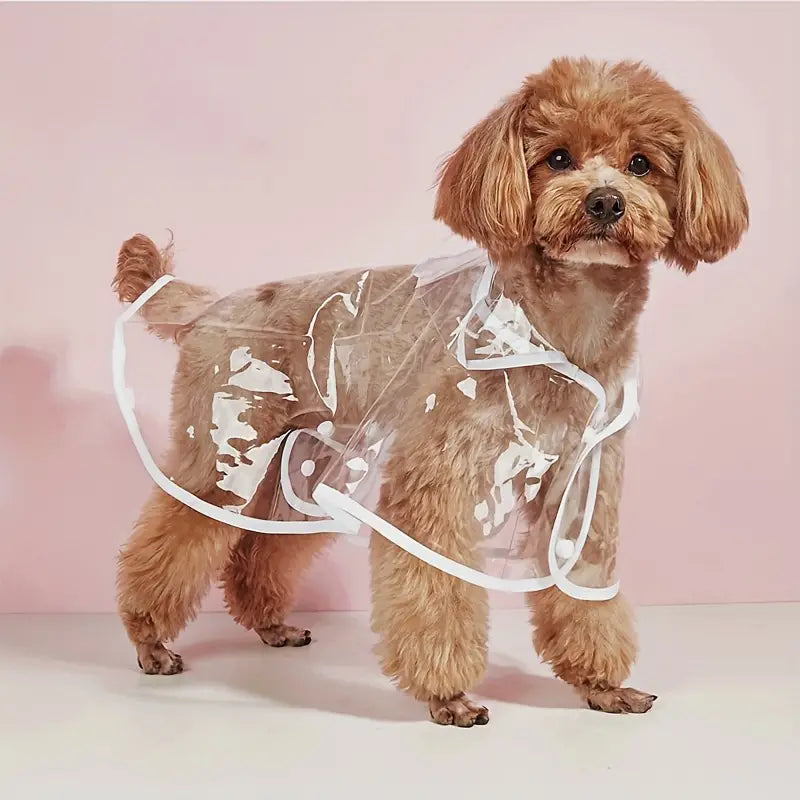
[2,611,581,722]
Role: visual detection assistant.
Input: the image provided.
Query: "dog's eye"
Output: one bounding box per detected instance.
[627,154,650,177]
[546,149,572,171]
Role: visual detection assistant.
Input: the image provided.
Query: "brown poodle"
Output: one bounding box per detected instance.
[112,57,748,726]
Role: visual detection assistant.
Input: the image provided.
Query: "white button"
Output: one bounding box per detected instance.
[317,421,334,437]
[555,538,575,559]
[300,460,316,477]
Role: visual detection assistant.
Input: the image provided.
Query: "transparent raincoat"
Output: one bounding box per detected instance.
[113,249,639,601]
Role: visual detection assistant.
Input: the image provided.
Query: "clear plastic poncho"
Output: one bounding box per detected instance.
[113,249,639,600]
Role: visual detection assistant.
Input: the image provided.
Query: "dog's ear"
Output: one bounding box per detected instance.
[434,91,531,256]
[662,107,749,272]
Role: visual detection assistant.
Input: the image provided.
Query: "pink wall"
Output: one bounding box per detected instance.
[1,3,797,613]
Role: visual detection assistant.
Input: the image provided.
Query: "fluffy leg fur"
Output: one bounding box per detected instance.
[530,588,655,712]
[371,536,490,726]
[369,403,492,727]
[117,488,241,674]
[529,437,656,713]
[221,531,333,647]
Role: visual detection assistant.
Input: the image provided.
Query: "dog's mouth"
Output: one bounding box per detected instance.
[558,236,632,268]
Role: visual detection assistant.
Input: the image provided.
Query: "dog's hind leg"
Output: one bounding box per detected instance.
[117,487,240,674]
[221,530,334,647]
[219,427,335,646]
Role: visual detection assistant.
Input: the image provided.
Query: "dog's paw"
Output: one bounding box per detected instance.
[136,643,184,675]
[586,687,657,714]
[429,693,490,728]
[257,624,312,648]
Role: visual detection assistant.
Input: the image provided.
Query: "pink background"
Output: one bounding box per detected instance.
[0,2,797,613]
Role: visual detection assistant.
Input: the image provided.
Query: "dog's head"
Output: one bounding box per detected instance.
[435,58,748,272]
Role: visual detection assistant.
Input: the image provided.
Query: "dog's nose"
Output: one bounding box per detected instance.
[584,188,625,224]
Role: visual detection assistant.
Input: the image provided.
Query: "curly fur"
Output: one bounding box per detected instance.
[114,57,747,725]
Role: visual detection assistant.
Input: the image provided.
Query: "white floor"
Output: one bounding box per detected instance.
[0,605,797,799]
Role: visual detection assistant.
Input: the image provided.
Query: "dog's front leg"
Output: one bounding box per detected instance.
[370,532,490,727]
[368,402,491,727]
[528,435,657,713]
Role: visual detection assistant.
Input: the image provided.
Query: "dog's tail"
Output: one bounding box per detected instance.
[113,233,218,341]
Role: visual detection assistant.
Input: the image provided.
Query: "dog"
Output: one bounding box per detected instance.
[113,57,748,726]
